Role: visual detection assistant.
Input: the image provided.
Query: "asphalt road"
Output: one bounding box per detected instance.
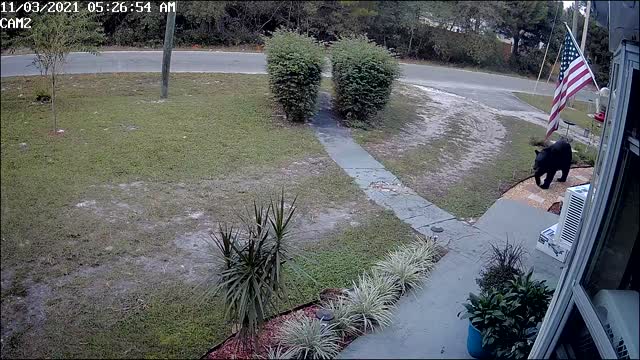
[1,50,593,108]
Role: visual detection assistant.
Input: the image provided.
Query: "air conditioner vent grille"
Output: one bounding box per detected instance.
[556,185,590,246]
[605,322,631,359]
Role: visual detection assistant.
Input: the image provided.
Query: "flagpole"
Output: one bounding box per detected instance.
[534,1,561,93]
[547,43,563,84]
[563,22,600,91]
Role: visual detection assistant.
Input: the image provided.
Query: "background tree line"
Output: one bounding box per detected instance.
[1,1,610,84]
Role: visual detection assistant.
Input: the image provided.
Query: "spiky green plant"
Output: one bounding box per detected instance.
[267,189,297,301]
[212,190,297,349]
[277,315,341,360]
[347,273,395,332]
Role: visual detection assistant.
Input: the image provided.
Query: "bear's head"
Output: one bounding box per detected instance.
[534,148,551,176]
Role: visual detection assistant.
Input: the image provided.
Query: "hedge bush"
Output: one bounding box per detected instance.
[265,29,324,122]
[331,36,399,125]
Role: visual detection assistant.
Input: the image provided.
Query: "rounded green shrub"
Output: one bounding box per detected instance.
[331,36,400,125]
[265,29,324,122]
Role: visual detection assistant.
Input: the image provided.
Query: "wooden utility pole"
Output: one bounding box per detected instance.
[580,0,591,52]
[568,1,580,108]
[161,10,176,99]
[571,1,579,39]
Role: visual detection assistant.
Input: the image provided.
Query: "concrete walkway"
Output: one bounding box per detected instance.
[311,95,456,233]
[310,95,498,358]
[310,95,563,359]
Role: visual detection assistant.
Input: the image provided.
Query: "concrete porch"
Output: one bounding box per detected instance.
[339,198,566,359]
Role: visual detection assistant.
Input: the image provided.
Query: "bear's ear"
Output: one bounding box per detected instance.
[535,150,540,155]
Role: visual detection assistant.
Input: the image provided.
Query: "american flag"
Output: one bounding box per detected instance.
[546,31,595,139]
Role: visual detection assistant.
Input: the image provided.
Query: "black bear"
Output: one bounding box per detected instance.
[534,139,572,189]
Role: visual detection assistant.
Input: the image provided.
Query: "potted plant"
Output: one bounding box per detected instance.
[460,271,553,359]
[476,241,525,294]
[459,241,525,359]
[459,292,494,359]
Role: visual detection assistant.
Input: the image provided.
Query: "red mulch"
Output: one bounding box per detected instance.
[206,305,319,359]
[205,289,349,359]
[548,201,563,215]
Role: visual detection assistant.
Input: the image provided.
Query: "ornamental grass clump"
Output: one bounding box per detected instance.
[374,236,438,294]
[277,315,341,360]
[331,35,399,125]
[321,297,360,337]
[345,273,397,332]
[265,29,324,122]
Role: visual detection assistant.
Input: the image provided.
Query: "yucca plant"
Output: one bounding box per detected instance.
[347,273,396,332]
[267,190,297,302]
[277,315,341,360]
[212,189,297,350]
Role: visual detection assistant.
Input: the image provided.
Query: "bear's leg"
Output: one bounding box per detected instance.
[541,170,556,189]
[558,165,570,182]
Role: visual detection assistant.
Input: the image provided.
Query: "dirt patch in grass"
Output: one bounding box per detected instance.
[2,208,413,359]
[0,156,374,357]
[354,85,582,220]
[1,73,406,358]
[359,85,506,198]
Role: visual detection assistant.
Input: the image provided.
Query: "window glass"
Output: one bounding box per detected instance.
[554,307,603,359]
[580,69,639,359]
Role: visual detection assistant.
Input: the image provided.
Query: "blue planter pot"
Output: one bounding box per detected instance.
[467,321,492,359]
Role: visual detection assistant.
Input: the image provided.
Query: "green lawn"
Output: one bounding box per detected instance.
[1,73,332,282]
[0,73,416,358]
[514,92,602,136]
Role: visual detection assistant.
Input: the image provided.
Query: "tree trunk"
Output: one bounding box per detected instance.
[408,26,414,58]
[571,1,579,38]
[161,11,176,99]
[512,33,520,58]
[580,0,591,52]
[50,68,57,133]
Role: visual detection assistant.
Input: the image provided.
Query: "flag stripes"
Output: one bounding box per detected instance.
[546,31,595,139]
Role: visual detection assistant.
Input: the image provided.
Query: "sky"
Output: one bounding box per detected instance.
[563,1,574,9]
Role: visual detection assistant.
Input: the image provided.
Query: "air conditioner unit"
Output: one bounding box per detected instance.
[592,290,639,359]
[536,223,570,262]
[555,184,591,248]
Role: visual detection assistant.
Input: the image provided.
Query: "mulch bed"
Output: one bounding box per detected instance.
[203,289,346,359]
[548,201,563,215]
[203,238,445,359]
[205,304,320,359]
